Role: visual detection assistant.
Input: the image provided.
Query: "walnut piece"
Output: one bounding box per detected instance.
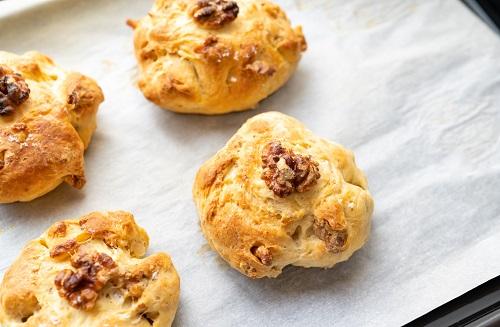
[244,60,276,76]
[50,239,79,259]
[123,268,157,300]
[54,252,118,310]
[192,0,239,29]
[240,44,258,65]
[195,36,232,63]
[261,141,320,197]
[48,222,67,238]
[67,90,79,105]
[313,219,348,253]
[251,245,273,266]
[240,44,277,76]
[0,67,30,116]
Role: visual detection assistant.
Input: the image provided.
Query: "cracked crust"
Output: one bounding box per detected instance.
[130,0,306,114]
[193,112,374,278]
[0,211,180,327]
[0,51,104,203]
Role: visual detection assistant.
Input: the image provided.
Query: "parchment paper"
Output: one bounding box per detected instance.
[1,0,499,326]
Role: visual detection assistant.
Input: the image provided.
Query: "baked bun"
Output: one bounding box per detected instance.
[130,0,306,114]
[0,211,180,327]
[0,51,104,203]
[193,112,374,278]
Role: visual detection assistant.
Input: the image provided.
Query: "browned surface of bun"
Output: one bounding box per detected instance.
[0,211,180,327]
[132,0,306,114]
[0,51,104,203]
[193,112,374,278]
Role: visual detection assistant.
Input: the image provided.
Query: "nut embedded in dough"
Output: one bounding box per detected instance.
[313,217,348,253]
[131,0,307,114]
[0,68,30,116]
[0,51,104,203]
[0,211,180,327]
[193,112,374,278]
[251,244,273,266]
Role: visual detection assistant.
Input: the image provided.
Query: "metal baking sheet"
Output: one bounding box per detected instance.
[1,0,499,326]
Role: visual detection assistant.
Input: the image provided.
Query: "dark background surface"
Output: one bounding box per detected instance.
[406,276,500,326]
[463,0,500,34]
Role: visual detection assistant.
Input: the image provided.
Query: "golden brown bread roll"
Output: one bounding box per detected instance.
[0,51,104,203]
[193,112,374,278]
[130,0,306,114]
[0,211,180,327]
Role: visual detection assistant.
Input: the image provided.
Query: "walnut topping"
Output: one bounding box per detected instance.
[239,44,277,76]
[240,44,258,64]
[124,278,148,299]
[48,222,67,238]
[67,90,78,105]
[192,0,239,29]
[313,219,348,253]
[0,67,30,116]
[261,141,320,197]
[123,268,156,300]
[50,239,79,259]
[54,252,118,310]
[251,245,273,266]
[244,60,276,76]
[195,36,232,63]
[54,269,98,309]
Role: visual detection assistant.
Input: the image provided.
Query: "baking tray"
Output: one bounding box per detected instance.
[1,0,500,326]
[406,275,500,326]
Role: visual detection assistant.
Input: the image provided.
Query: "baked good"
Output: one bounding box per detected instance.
[0,211,180,327]
[0,51,104,203]
[130,0,306,114]
[193,112,374,278]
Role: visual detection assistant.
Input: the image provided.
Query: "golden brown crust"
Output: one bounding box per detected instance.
[193,112,374,278]
[0,51,104,203]
[131,0,306,114]
[0,211,180,327]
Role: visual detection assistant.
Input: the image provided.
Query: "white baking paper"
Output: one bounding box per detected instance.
[1,0,499,326]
